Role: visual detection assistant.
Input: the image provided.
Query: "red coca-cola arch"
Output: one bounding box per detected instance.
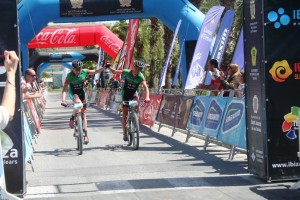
[28,25,123,59]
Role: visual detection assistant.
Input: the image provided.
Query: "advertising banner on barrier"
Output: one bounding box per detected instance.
[0,0,24,195]
[22,113,33,163]
[157,95,180,127]
[60,0,143,17]
[175,96,194,130]
[187,96,211,135]
[23,101,38,137]
[201,97,227,137]
[217,98,246,149]
[27,99,41,131]
[139,94,163,127]
[98,90,109,109]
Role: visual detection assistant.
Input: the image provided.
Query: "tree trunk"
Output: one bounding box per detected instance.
[149,18,160,89]
[163,25,174,89]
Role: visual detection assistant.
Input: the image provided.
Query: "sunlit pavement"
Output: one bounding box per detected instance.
[23,92,300,200]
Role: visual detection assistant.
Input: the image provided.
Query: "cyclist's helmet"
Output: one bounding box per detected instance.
[72,60,83,68]
[134,60,147,70]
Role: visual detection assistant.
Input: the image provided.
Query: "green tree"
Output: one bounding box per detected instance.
[41,72,51,78]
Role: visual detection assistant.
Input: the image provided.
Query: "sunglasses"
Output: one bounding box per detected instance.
[27,73,36,77]
[135,66,143,70]
[74,68,82,72]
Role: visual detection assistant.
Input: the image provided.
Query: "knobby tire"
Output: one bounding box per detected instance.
[77,115,83,155]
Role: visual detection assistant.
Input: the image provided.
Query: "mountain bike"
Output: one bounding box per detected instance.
[61,102,87,155]
[123,100,141,150]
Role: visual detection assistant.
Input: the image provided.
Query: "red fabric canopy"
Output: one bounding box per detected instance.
[28,25,123,58]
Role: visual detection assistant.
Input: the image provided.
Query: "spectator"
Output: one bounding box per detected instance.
[235,71,245,98]
[220,63,240,96]
[197,59,223,96]
[0,50,19,129]
[21,68,43,99]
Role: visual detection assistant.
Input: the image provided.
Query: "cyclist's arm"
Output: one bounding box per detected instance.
[62,78,69,101]
[107,67,123,75]
[141,80,150,100]
[87,67,105,75]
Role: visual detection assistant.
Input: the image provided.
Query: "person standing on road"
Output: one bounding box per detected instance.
[61,59,105,144]
[106,60,150,141]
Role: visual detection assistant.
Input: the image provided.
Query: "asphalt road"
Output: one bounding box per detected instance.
[23,92,300,200]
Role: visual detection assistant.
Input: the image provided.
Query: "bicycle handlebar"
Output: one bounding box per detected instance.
[122,100,150,107]
[61,102,87,109]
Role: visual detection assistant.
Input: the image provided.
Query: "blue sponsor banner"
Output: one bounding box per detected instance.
[204,10,234,84]
[187,96,212,135]
[211,9,235,67]
[202,97,228,137]
[23,113,33,163]
[231,27,244,71]
[217,98,246,149]
[184,6,225,89]
[158,19,182,93]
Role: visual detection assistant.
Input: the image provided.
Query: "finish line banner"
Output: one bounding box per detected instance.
[60,0,143,17]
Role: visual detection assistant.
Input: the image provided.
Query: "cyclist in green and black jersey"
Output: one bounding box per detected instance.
[106,60,150,141]
[61,59,105,144]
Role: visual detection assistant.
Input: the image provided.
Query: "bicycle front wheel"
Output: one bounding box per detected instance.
[130,112,139,150]
[76,115,83,155]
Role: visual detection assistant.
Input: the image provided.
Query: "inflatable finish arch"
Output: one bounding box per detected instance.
[29,49,100,71]
[28,25,123,59]
[18,0,205,83]
[38,62,71,77]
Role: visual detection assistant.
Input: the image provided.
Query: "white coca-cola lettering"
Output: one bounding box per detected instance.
[100,36,121,53]
[35,28,78,45]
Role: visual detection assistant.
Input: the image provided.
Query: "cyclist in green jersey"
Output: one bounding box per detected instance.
[61,59,105,144]
[106,60,150,141]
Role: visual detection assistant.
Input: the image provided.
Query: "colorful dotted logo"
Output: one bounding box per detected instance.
[267,8,290,29]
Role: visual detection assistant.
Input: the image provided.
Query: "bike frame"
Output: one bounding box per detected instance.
[125,100,140,150]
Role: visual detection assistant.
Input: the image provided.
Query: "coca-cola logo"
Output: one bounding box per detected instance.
[35,28,78,45]
[100,36,121,53]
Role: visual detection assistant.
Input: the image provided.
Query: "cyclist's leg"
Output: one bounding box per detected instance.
[69,92,77,128]
[80,95,89,144]
[122,105,129,141]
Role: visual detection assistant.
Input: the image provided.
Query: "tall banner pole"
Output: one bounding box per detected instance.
[245,0,300,182]
[172,23,189,87]
[184,6,225,90]
[93,48,104,85]
[124,19,139,69]
[0,0,25,196]
[158,19,182,93]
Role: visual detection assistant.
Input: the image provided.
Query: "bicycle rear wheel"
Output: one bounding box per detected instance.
[130,112,139,150]
[76,115,83,155]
